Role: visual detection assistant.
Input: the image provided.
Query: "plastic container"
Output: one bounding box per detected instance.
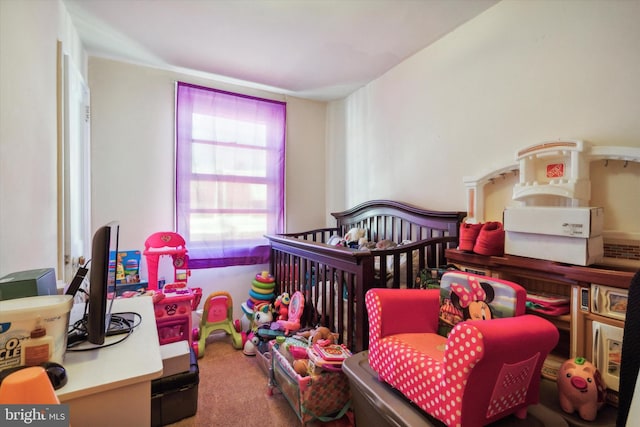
[344,351,570,427]
[270,346,350,425]
[151,347,199,427]
[0,295,73,372]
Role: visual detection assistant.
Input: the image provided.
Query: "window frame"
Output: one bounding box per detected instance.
[175,82,286,268]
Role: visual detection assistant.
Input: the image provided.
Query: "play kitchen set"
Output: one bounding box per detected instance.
[141,231,204,426]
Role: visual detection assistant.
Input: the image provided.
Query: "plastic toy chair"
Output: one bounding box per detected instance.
[143,231,190,290]
[194,291,243,357]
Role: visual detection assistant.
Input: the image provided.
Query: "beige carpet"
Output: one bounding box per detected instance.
[166,333,353,427]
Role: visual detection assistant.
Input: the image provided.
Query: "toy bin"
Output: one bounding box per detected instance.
[270,346,350,426]
[0,295,73,372]
[257,348,272,377]
[151,348,199,426]
[343,351,569,427]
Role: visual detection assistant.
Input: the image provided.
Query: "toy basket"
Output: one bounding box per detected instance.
[270,347,350,425]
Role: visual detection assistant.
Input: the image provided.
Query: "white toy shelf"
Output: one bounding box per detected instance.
[464,140,640,224]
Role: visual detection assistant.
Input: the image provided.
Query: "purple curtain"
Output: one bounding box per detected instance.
[175,82,285,268]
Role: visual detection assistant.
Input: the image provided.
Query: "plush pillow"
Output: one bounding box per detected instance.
[326,234,343,246]
[437,271,526,337]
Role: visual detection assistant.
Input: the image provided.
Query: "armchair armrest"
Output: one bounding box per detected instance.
[450,314,560,425]
[365,288,440,341]
[465,314,559,360]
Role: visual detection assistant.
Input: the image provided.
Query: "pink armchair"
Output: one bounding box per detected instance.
[365,273,559,427]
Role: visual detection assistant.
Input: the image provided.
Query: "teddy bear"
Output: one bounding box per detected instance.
[343,227,367,249]
[291,326,342,376]
[296,326,338,346]
[293,359,312,377]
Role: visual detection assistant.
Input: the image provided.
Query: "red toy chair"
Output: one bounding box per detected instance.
[366,271,559,427]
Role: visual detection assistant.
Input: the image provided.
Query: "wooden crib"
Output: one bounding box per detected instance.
[265,200,466,353]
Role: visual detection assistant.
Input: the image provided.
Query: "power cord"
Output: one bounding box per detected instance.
[66,311,143,352]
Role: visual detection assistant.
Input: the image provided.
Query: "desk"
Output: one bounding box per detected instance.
[56,297,163,427]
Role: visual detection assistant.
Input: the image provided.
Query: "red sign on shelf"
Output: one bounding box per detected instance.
[546,163,565,178]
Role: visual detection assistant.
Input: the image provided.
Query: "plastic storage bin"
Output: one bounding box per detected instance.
[343,351,570,427]
[0,295,73,372]
[151,348,199,426]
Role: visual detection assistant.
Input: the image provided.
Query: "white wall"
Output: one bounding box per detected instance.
[2,0,638,301]
[0,0,86,276]
[327,0,640,233]
[87,58,327,313]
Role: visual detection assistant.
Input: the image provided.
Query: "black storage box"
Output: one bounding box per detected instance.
[151,347,199,427]
[343,351,569,427]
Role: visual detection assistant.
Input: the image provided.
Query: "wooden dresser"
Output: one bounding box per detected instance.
[446,249,636,427]
[445,248,635,408]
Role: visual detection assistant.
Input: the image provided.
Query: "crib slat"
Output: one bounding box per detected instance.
[266,201,465,353]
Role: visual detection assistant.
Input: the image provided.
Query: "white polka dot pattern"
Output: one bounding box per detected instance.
[364,288,557,427]
[366,289,486,427]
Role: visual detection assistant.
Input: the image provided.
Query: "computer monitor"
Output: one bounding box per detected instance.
[87,221,120,345]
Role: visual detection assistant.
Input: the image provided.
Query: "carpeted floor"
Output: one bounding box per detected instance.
[166,333,354,427]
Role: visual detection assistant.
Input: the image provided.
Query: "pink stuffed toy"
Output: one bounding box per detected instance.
[274,292,290,321]
[557,357,607,421]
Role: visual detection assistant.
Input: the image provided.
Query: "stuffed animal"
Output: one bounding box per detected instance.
[344,227,367,249]
[242,331,261,356]
[375,239,397,250]
[360,241,377,250]
[296,326,338,346]
[557,357,607,421]
[274,292,290,321]
[252,302,274,329]
[293,359,311,377]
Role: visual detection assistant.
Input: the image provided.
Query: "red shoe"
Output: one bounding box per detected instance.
[473,221,505,256]
[458,222,483,252]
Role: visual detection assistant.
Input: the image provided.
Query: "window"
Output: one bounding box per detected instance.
[175,82,285,268]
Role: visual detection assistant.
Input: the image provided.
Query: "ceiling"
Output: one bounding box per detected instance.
[63,0,499,101]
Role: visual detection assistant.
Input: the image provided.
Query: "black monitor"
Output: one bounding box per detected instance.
[87,221,120,345]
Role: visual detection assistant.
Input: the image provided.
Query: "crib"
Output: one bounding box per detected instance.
[265,200,466,353]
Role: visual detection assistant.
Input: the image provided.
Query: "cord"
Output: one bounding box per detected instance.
[109,311,143,331]
[66,329,133,352]
[66,311,143,352]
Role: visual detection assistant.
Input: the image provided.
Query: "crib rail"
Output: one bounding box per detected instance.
[278,227,340,244]
[266,234,459,352]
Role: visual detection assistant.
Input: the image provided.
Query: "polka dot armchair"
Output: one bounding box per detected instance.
[365,272,559,427]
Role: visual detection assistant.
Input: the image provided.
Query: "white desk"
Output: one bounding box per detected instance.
[56,297,163,427]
